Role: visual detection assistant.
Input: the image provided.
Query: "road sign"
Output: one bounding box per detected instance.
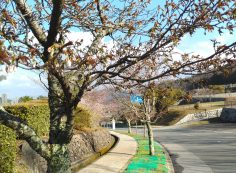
[130,95,143,104]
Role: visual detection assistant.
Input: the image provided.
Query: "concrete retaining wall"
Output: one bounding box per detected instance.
[20,129,114,173]
[176,109,222,125]
[176,107,236,124]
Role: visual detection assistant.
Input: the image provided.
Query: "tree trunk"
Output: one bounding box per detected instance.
[143,123,146,138]
[48,76,74,144]
[146,121,155,156]
[47,74,76,173]
[47,145,71,173]
[127,120,132,134]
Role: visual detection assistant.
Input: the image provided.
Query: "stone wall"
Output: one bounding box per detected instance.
[176,108,222,125]
[176,107,236,124]
[20,129,114,173]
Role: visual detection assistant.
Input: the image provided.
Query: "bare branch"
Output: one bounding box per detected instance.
[13,0,47,45]
[46,0,64,47]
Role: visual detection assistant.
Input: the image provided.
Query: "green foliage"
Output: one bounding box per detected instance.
[74,105,100,130]
[0,103,98,172]
[0,104,49,173]
[146,87,184,114]
[18,96,33,103]
[0,125,17,173]
[37,96,48,100]
[4,105,50,137]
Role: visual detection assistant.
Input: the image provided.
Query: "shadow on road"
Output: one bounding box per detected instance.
[163,146,184,173]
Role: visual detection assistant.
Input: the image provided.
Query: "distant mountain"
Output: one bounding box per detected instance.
[159,63,236,91]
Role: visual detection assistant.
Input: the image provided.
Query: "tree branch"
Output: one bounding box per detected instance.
[0,107,50,160]
[90,40,236,84]
[43,0,64,62]
[13,0,47,46]
[46,0,64,47]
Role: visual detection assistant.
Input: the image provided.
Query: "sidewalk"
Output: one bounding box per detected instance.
[78,131,137,173]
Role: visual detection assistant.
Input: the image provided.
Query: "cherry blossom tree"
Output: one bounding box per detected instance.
[112,94,139,134]
[0,0,235,172]
[141,85,184,155]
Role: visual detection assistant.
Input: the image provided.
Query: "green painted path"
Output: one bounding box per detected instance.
[124,134,169,173]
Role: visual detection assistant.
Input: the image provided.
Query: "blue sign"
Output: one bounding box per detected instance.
[130,95,143,104]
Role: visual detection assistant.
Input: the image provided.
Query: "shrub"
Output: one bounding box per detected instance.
[208,85,225,94]
[0,125,17,173]
[4,105,50,137]
[18,96,33,103]
[0,102,99,172]
[0,104,49,173]
[74,104,101,130]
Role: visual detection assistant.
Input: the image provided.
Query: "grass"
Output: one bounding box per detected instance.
[121,132,169,173]
[155,111,187,126]
[156,101,225,126]
[169,101,224,112]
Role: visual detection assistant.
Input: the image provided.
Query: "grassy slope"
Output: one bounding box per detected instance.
[156,101,224,126]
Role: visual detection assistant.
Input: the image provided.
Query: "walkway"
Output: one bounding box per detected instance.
[78,131,137,173]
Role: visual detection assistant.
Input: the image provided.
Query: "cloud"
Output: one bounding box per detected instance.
[216,32,235,44]
[0,31,115,99]
[0,68,47,99]
[178,31,236,57]
[66,31,94,48]
[66,31,115,52]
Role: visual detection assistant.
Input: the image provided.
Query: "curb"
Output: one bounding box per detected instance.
[71,135,116,172]
[159,143,175,173]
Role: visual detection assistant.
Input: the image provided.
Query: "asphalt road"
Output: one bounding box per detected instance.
[154,123,236,173]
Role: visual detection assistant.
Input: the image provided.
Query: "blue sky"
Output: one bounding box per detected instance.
[1,30,235,100]
[0,69,47,99]
[178,30,236,57]
[0,1,235,99]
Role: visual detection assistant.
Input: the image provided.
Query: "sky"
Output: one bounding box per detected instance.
[0,69,47,100]
[0,1,235,99]
[1,30,235,100]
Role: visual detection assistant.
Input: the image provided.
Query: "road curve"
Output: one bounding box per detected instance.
[154,123,236,173]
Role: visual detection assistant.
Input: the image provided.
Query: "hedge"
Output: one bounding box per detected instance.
[0,102,100,173]
[4,105,50,137]
[0,104,50,173]
[0,125,17,173]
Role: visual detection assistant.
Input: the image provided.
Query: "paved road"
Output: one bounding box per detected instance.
[154,123,236,173]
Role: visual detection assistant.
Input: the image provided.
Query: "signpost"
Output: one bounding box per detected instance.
[130,94,143,104]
